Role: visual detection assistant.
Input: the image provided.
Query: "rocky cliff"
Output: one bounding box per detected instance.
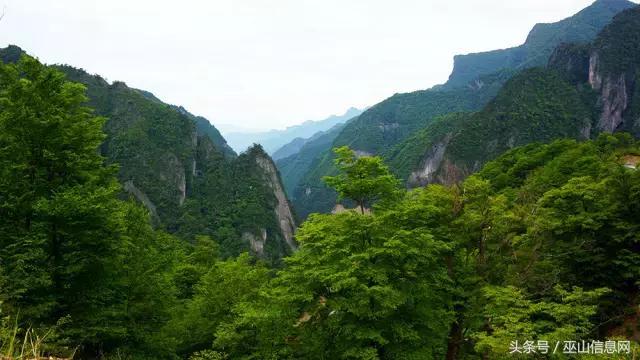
[254,152,297,253]
[280,0,635,220]
[402,4,640,189]
[588,6,640,135]
[444,0,635,89]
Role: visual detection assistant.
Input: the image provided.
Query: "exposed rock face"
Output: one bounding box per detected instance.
[161,153,187,206]
[255,154,297,251]
[124,180,159,220]
[589,52,633,133]
[444,0,635,89]
[439,158,469,186]
[378,122,400,132]
[408,135,451,187]
[243,229,267,256]
[589,53,603,89]
[548,43,591,84]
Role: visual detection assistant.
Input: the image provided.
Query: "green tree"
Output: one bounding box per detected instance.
[170,254,270,357]
[0,55,183,358]
[473,285,609,359]
[0,55,114,324]
[216,187,455,359]
[323,146,400,214]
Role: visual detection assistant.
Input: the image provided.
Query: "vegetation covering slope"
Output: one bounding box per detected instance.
[196,136,640,359]
[276,122,347,197]
[1,47,639,360]
[444,0,635,88]
[393,4,640,188]
[390,68,598,185]
[0,46,296,262]
[280,0,633,219]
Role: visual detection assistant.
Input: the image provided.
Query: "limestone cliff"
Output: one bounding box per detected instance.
[589,52,632,132]
[254,152,297,252]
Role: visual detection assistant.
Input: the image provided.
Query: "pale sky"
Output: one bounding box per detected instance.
[0,0,627,131]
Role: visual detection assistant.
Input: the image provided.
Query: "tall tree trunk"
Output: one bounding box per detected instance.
[446,315,463,360]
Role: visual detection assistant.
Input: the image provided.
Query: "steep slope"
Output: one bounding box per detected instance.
[589,5,640,134]
[276,122,348,199]
[331,72,509,155]
[397,4,640,188]
[288,0,632,219]
[331,0,632,157]
[400,68,597,186]
[272,137,307,161]
[175,105,237,157]
[0,45,296,262]
[288,72,509,218]
[444,0,635,89]
[224,107,363,153]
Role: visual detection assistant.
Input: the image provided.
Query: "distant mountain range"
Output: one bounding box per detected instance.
[279,0,638,219]
[223,107,364,154]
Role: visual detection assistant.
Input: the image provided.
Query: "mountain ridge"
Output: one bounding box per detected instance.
[279,0,637,219]
[394,4,640,188]
[0,45,296,262]
[444,0,636,89]
[224,107,364,154]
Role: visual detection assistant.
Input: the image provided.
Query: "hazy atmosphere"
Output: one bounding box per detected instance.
[2,0,640,358]
[0,0,625,131]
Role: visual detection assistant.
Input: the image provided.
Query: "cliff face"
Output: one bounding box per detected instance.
[402,5,640,189]
[589,53,631,132]
[587,6,640,135]
[408,135,451,186]
[406,67,595,187]
[445,0,635,89]
[255,152,297,252]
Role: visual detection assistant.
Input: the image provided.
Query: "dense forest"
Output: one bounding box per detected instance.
[0,54,639,359]
[2,1,640,359]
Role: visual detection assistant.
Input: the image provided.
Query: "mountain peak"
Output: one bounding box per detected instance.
[444,0,635,89]
[0,45,26,64]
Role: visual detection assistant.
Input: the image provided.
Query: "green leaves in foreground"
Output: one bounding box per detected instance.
[323,146,400,213]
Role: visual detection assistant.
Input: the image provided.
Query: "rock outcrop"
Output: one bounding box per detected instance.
[124,180,159,220]
[255,153,297,252]
[408,135,451,187]
[589,52,632,132]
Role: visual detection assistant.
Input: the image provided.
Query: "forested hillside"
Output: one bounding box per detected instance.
[2,57,638,357]
[394,5,640,188]
[1,1,640,359]
[276,122,348,197]
[444,0,635,88]
[0,46,296,262]
[280,0,634,219]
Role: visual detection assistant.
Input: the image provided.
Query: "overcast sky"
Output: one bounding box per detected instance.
[0,0,628,131]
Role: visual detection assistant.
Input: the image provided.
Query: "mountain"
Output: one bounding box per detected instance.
[283,0,635,219]
[393,68,596,185]
[175,106,237,158]
[275,122,349,199]
[392,4,640,187]
[223,107,363,153]
[0,45,296,262]
[272,120,354,162]
[444,0,636,89]
[272,137,307,161]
